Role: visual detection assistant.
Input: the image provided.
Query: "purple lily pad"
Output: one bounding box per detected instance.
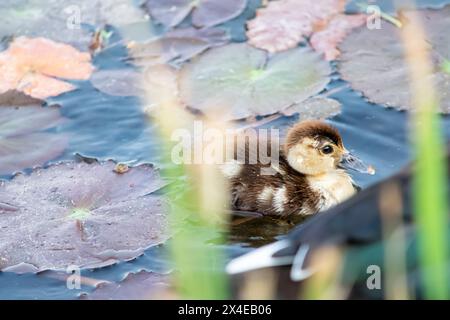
[0,1,148,50]
[282,97,341,118]
[0,160,169,272]
[128,27,229,67]
[191,0,248,28]
[90,69,145,97]
[144,0,195,27]
[0,92,68,175]
[145,0,248,28]
[165,27,229,47]
[80,271,172,300]
[338,6,450,113]
[129,36,210,67]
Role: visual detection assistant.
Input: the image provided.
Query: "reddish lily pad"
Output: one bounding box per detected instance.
[246,0,365,60]
[80,271,172,300]
[179,43,331,120]
[145,0,247,28]
[0,93,68,175]
[0,161,169,272]
[0,37,94,99]
[310,14,367,61]
[338,7,450,113]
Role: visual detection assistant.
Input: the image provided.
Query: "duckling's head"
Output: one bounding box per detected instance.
[284,120,374,176]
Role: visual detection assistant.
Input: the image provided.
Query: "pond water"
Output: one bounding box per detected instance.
[1,0,450,299]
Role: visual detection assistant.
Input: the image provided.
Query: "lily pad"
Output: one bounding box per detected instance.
[0,37,94,99]
[338,6,450,113]
[0,0,92,50]
[80,271,172,300]
[246,0,366,59]
[128,27,229,67]
[143,65,181,115]
[77,0,149,27]
[310,14,367,61]
[0,160,169,272]
[282,97,341,118]
[90,69,144,97]
[347,0,450,14]
[145,0,248,28]
[178,43,331,120]
[0,93,68,175]
[0,0,148,50]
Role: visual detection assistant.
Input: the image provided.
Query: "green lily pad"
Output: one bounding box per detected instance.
[338,6,450,114]
[178,43,332,120]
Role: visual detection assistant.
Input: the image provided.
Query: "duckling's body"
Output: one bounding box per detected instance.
[222,121,370,217]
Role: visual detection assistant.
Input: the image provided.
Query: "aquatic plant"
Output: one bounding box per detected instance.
[81,271,171,300]
[128,27,229,67]
[145,0,248,28]
[178,43,332,120]
[400,10,449,299]
[246,0,366,59]
[0,93,67,174]
[338,6,450,114]
[146,65,229,299]
[0,160,169,272]
[0,0,148,50]
[91,69,144,97]
[0,37,94,99]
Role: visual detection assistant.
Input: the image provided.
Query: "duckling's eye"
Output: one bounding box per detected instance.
[321,145,334,155]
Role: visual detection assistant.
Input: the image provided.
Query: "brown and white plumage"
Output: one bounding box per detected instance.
[221,120,373,216]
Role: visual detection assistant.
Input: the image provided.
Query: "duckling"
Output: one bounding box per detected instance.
[227,147,450,299]
[221,120,374,216]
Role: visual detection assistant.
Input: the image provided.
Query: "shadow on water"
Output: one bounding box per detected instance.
[1,0,450,299]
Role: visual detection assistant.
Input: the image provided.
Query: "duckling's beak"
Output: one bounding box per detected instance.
[339,151,375,175]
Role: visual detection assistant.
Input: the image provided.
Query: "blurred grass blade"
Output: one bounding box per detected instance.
[399,9,449,299]
[144,65,229,299]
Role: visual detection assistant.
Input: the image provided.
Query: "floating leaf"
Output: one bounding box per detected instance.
[246,0,365,60]
[282,97,341,118]
[80,271,172,300]
[129,37,210,67]
[179,43,331,120]
[0,37,94,99]
[0,1,148,50]
[144,0,195,27]
[190,0,248,28]
[0,0,92,50]
[347,0,450,14]
[165,27,229,46]
[143,65,181,115]
[90,69,144,97]
[145,0,247,28]
[0,93,67,175]
[0,161,169,272]
[338,7,450,113]
[310,14,366,61]
[78,0,149,27]
[128,27,229,67]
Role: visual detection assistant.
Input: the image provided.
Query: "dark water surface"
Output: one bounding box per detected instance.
[1,0,450,299]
